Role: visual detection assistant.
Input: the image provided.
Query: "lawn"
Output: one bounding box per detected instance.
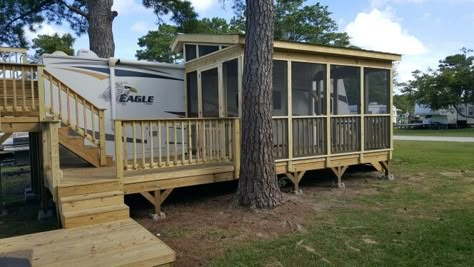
[208,141,474,267]
[394,127,474,137]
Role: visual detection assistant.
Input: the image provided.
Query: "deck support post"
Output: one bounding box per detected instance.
[380,161,394,180]
[330,165,348,188]
[140,188,174,215]
[286,171,306,194]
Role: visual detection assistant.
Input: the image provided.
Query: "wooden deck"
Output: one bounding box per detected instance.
[61,161,236,192]
[0,219,175,267]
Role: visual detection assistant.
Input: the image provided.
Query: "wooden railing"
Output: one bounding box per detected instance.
[365,115,390,150]
[272,117,289,159]
[42,70,106,165]
[331,116,360,154]
[0,47,27,64]
[115,118,240,174]
[293,117,326,157]
[0,63,39,113]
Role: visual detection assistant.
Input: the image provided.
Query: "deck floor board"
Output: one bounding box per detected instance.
[0,219,175,267]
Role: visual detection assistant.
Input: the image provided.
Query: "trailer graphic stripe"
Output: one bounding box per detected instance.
[74,66,184,81]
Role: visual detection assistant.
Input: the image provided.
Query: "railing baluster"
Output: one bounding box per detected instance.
[188,120,193,164]
[30,66,35,111]
[49,74,53,113]
[58,81,62,119]
[21,65,26,110]
[174,122,178,165]
[166,121,170,166]
[66,87,70,125]
[158,121,162,167]
[123,122,128,170]
[181,121,185,165]
[2,65,6,108]
[91,106,96,142]
[75,94,79,130]
[149,121,154,168]
[12,66,17,111]
[141,121,146,168]
[132,121,137,169]
[83,99,87,137]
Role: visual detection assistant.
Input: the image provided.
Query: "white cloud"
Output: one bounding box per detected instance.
[189,0,219,12]
[23,23,66,43]
[370,0,427,8]
[113,0,148,15]
[130,21,153,34]
[345,9,427,55]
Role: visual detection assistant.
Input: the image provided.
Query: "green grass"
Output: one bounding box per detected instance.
[394,127,474,137]
[210,141,474,267]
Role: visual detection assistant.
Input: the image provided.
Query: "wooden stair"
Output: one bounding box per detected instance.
[58,127,112,168]
[58,180,129,229]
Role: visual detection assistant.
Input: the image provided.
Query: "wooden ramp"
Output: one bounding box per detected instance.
[0,219,175,267]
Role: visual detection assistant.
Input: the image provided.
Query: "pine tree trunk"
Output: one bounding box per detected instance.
[237,0,282,208]
[86,0,117,58]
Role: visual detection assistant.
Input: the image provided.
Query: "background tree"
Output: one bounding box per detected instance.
[0,0,196,57]
[393,94,415,113]
[32,33,75,59]
[237,0,282,208]
[231,0,351,47]
[136,18,238,63]
[403,48,474,117]
[136,24,178,63]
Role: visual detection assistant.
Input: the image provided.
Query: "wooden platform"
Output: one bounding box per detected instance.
[60,162,236,192]
[0,219,175,267]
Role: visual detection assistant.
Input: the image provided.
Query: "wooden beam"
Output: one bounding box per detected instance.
[1,122,41,132]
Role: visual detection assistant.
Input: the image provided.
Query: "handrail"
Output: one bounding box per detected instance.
[0,47,28,64]
[42,69,107,165]
[0,62,39,113]
[114,118,240,180]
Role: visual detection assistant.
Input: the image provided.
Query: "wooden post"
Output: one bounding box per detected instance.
[37,66,46,121]
[114,120,124,187]
[287,60,293,171]
[325,63,331,166]
[99,109,106,166]
[360,67,365,162]
[41,120,61,202]
[232,118,240,178]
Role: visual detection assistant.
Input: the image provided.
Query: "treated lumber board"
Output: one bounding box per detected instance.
[0,219,175,267]
[58,180,119,198]
[125,163,234,184]
[60,191,124,213]
[61,204,129,229]
[124,171,235,194]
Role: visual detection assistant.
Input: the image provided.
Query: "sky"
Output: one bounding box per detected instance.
[24,0,474,85]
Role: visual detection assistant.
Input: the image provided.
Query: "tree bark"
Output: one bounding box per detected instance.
[237,0,282,208]
[86,0,117,58]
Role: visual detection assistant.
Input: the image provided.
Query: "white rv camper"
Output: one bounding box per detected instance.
[40,51,185,157]
[415,103,474,127]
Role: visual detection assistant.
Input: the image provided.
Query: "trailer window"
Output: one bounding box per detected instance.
[273,60,288,116]
[198,45,219,57]
[330,65,360,115]
[186,71,198,117]
[185,44,197,61]
[365,68,390,114]
[223,59,239,117]
[292,62,326,116]
[201,68,219,117]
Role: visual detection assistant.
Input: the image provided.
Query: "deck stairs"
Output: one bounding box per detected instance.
[57,180,129,229]
[58,126,112,167]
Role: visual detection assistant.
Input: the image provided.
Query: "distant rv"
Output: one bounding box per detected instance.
[415,103,474,127]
